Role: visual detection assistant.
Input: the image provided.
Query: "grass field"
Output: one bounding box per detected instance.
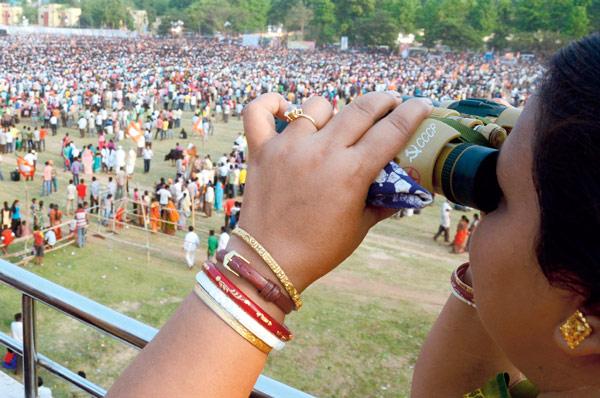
[0,110,472,397]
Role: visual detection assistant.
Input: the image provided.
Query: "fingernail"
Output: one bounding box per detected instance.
[418,98,433,107]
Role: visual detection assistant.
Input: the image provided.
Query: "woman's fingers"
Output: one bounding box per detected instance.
[242,93,291,153]
[351,98,433,181]
[282,96,334,136]
[318,91,403,146]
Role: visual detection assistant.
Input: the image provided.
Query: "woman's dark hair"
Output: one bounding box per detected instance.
[534,33,600,313]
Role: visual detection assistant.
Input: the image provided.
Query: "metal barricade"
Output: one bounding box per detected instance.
[0,259,313,398]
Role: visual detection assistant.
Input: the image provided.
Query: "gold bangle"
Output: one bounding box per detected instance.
[232,227,302,310]
[192,284,272,354]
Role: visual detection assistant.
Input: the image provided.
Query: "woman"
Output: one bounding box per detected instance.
[98,132,106,150]
[81,145,93,175]
[53,204,63,240]
[465,213,479,252]
[108,35,600,397]
[1,202,11,230]
[451,215,469,254]
[162,200,179,235]
[178,191,191,230]
[149,199,160,233]
[93,147,102,173]
[214,180,224,211]
[10,200,20,235]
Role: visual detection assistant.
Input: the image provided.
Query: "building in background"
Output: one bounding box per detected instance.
[0,4,23,26]
[129,9,148,33]
[38,4,81,27]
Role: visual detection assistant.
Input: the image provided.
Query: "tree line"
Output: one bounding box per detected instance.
[35,0,600,51]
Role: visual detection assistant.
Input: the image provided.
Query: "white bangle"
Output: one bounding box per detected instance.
[450,283,477,308]
[196,272,286,350]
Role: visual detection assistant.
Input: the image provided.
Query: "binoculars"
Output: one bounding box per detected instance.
[397,98,521,212]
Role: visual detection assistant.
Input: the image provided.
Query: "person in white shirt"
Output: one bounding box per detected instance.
[11,313,23,343]
[433,200,452,242]
[204,183,214,217]
[142,146,153,173]
[11,313,23,375]
[182,226,200,269]
[37,377,53,397]
[217,226,229,252]
[77,116,87,138]
[45,229,56,248]
[158,186,172,206]
[66,179,77,215]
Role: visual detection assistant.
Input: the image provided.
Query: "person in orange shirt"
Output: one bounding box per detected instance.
[33,227,44,266]
[50,204,62,240]
[150,200,160,233]
[1,225,15,255]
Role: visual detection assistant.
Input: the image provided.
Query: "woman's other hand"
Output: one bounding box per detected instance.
[238,92,433,292]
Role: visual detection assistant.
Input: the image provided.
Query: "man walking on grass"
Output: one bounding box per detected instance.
[183,226,200,270]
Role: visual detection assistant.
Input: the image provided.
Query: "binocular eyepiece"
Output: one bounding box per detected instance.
[396,98,521,212]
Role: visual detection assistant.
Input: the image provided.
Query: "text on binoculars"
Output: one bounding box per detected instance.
[405,123,437,163]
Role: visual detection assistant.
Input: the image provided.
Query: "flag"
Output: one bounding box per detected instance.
[192,116,204,136]
[16,156,34,178]
[125,122,144,145]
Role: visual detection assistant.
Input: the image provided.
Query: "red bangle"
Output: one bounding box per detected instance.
[202,261,294,342]
[450,263,475,306]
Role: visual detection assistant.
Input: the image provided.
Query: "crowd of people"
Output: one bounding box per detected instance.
[0,35,542,125]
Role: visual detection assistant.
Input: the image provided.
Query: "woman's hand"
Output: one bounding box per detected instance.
[237,93,433,292]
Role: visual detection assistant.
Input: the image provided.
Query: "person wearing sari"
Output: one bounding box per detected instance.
[178,192,191,230]
[149,200,160,233]
[214,180,224,211]
[81,146,93,175]
[162,200,179,235]
[50,204,63,240]
[451,215,470,254]
[98,132,106,150]
[33,201,46,230]
[93,148,102,173]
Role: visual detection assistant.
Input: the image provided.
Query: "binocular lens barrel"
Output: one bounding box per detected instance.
[435,143,502,212]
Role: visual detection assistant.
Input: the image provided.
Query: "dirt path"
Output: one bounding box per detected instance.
[364,232,467,264]
[316,271,448,309]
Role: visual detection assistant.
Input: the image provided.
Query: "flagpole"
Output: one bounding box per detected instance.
[22,171,30,263]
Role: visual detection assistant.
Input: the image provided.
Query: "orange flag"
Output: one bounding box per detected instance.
[125,122,144,145]
[192,117,204,136]
[16,156,34,178]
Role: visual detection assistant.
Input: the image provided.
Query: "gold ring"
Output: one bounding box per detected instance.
[285,108,318,129]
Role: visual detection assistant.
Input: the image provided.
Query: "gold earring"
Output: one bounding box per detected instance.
[560,310,593,350]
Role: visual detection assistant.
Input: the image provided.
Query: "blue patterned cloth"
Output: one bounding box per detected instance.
[367,161,433,209]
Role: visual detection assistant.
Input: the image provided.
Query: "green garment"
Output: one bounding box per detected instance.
[207,235,218,255]
[464,373,540,398]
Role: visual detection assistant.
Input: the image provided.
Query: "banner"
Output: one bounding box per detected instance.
[16,156,34,178]
[125,121,144,145]
[192,116,204,136]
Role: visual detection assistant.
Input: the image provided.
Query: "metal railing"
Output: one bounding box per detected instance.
[0,259,313,398]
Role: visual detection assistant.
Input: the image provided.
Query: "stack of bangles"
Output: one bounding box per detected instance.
[450,263,476,308]
[192,227,298,353]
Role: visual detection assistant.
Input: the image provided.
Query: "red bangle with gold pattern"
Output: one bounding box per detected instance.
[202,261,294,341]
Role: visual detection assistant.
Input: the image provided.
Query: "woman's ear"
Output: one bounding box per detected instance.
[554,310,600,356]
